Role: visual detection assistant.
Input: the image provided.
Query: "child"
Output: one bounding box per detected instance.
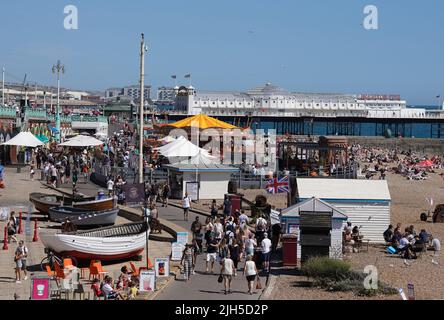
[30,161,35,181]
[128,281,138,300]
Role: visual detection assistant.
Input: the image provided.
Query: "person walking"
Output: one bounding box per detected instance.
[182,192,192,221]
[107,177,115,197]
[7,215,18,244]
[206,236,219,274]
[14,240,28,283]
[162,183,170,207]
[245,233,257,257]
[243,255,258,295]
[261,233,272,272]
[221,255,235,295]
[228,239,240,275]
[209,199,219,220]
[181,243,195,282]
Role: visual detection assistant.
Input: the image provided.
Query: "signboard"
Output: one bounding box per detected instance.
[176,232,189,246]
[407,283,415,300]
[139,269,156,292]
[122,183,145,204]
[171,242,185,261]
[186,182,199,201]
[155,257,170,277]
[270,209,281,226]
[30,277,51,300]
[288,224,299,235]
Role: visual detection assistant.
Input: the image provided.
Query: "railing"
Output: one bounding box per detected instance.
[72,115,108,123]
[93,164,168,184]
[0,107,17,118]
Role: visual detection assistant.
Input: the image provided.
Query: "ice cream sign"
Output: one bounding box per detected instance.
[31,277,50,300]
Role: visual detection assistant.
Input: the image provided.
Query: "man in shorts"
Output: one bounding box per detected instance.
[182,192,192,221]
[14,241,28,283]
[206,236,219,273]
[261,233,272,272]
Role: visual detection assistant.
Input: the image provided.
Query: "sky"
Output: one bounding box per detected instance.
[0,0,443,105]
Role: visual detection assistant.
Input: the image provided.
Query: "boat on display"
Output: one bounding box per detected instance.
[40,222,149,261]
[29,192,115,214]
[48,206,119,227]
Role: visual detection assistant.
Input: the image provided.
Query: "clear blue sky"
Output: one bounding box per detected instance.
[0,0,443,105]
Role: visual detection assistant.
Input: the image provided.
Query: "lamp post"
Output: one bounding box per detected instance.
[139,34,147,184]
[143,201,151,269]
[52,60,65,142]
[1,66,4,106]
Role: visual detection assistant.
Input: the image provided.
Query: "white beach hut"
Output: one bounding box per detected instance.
[295,178,391,243]
[281,197,348,260]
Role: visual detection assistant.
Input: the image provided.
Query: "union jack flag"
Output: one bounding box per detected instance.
[266,176,289,194]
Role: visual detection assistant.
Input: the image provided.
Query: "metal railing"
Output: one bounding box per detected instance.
[93,164,168,184]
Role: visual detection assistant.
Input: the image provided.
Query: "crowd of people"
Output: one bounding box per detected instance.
[383,223,441,259]
[350,144,444,181]
[90,266,139,300]
[179,197,280,295]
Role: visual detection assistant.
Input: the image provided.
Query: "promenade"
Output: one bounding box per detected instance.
[0,166,172,300]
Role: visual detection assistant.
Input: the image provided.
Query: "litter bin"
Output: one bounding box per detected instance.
[227,194,241,215]
[282,234,298,267]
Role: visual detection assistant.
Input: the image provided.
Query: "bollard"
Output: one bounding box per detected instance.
[3,226,8,250]
[18,212,23,234]
[32,219,39,242]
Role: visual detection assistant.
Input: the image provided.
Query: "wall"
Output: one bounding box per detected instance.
[182,172,230,200]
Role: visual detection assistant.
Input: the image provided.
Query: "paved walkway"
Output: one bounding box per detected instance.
[155,205,266,300]
[0,167,172,300]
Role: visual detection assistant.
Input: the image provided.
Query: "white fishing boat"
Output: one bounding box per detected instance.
[40,222,149,261]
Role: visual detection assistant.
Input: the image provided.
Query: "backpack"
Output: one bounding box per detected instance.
[226,222,235,233]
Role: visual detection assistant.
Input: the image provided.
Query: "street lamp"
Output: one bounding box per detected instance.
[52,60,65,143]
[143,201,151,269]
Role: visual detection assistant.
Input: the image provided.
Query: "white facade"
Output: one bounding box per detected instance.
[174,83,429,119]
[281,197,348,260]
[296,179,391,243]
[182,172,232,200]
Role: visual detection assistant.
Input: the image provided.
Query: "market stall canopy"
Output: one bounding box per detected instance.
[173,149,218,165]
[1,132,44,147]
[169,114,238,130]
[59,135,104,147]
[155,136,203,157]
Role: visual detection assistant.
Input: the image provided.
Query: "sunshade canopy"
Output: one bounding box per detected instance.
[1,132,44,147]
[59,135,104,147]
[418,160,433,167]
[155,136,202,157]
[169,114,237,130]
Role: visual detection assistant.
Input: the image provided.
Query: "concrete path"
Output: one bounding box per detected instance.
[155,205,266,300]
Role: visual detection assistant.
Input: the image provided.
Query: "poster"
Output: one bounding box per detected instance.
[122,183,145,204]
[176,232,189,246]
[270,209,281,226]
[139,269,156,292]
[171,242,185,261]
[288,224,299,235]
[155,257,170,277]
[186,182,199,201]
[30,277,51,300]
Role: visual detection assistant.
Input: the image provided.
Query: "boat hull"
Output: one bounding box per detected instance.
[48,207,119,227]
[40,228,148,261]
[29,193,62,215]
[72,197,115,211]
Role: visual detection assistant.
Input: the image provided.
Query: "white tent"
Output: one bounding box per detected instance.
[1,132,43,148]
[155,136,202,157]
[174,149,218,165]
[59,135,104,147]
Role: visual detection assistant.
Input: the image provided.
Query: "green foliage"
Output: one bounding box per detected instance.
[302,257,397,296]
[301,256,351,281]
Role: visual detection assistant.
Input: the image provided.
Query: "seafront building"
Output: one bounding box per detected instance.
[170,83,444,138]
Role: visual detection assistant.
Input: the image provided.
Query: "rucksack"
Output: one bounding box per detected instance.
[226,222,235,233]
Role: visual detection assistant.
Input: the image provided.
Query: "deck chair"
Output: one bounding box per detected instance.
[130,262,139,277]
[54,261,66,280]
[45,265,56,278]
[89,262,108,280]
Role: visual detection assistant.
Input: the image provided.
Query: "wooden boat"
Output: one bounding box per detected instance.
[72,197,116,211]
[29,192,115,214]
[40,222,149,261]
[48,206,119,227]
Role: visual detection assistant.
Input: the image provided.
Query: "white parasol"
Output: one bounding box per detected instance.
[1,132,44,148]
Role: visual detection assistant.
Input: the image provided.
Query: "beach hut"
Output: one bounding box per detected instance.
[295,178,391,243]
[163,163,239,200]
[281,197,348,260]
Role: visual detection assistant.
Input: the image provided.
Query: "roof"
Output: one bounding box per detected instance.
[296,178,391,202]
[169,114,238,130]
[164,163,239,173]
[281,197,348,220]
